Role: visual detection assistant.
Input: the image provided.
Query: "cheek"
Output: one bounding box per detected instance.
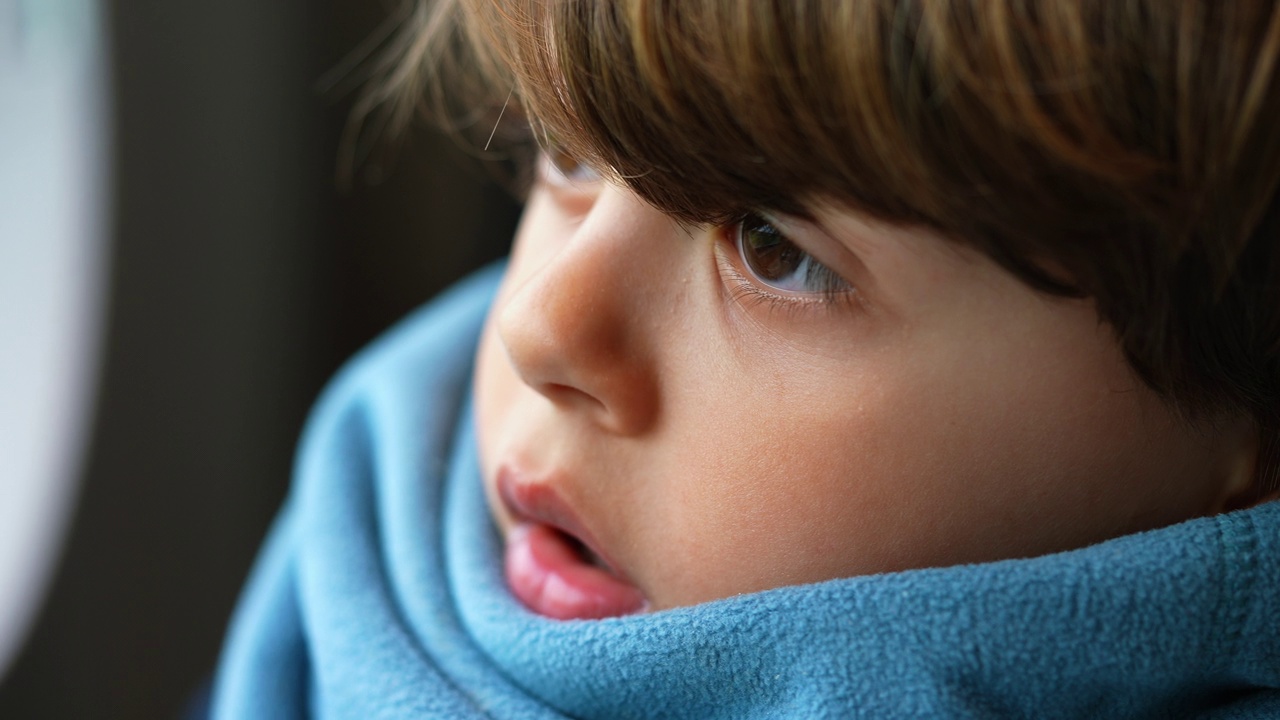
[637,388,921,608]
[632,303,1215,609]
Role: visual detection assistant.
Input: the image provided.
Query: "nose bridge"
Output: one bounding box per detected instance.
[497,188,663,434]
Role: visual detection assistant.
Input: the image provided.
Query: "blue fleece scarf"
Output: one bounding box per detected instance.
[209,264,1280,719]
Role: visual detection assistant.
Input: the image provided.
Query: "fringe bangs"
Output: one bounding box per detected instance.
[382,0,1280,429]
[468,0,941,224]
[459,0,1228,239]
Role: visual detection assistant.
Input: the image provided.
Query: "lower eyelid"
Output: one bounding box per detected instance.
[537,162,602,214]
[714,239,849,320]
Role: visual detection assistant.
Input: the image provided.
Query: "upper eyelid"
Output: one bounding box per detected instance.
[727,213,852,295]
[740,211,848,277]
[541,144,602,175]
[538,157,600,199]
[758,211,870,286]
[539,152,605,193]
[753,211,815,249]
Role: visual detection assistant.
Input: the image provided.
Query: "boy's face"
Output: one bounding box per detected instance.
[473,158,1248,620]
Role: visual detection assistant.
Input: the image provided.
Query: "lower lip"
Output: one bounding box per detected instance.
[504,522,648,620]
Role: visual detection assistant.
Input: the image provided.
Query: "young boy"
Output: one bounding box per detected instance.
[207,0,1280,717]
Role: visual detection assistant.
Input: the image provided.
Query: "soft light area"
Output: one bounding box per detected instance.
[0,0,108,679]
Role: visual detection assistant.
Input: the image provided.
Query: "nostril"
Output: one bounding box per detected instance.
[542,381,610,415]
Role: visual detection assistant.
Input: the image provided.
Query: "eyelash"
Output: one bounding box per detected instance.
[719,212,857,315]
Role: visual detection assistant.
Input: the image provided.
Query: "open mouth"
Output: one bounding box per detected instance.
[504,522,648,620]
[560,530,601,567]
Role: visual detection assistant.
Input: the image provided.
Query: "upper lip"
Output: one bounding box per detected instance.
[496,465,632,581]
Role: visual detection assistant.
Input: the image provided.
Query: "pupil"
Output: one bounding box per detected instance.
[743,219,802,282]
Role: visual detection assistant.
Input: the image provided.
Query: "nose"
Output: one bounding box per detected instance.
[496,189,662,435]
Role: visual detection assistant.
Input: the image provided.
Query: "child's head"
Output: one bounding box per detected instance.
[385,0,1280,619]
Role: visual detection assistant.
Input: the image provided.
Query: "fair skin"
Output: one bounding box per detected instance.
[474,155,1258,620]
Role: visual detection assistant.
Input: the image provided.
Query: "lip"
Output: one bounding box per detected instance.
[497,466,647,619]
[498,468,617,569]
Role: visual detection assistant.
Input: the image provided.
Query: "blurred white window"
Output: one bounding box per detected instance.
[0,0,109,679]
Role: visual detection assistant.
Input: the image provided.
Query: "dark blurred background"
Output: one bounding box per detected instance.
[0,0,521,717]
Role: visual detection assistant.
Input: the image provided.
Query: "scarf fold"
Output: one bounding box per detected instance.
[211,265,1280,719]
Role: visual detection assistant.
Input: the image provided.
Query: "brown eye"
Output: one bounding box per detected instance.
[739,215,803,283]
[735,213,851,295]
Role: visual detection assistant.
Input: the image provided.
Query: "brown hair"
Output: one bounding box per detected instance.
[369,0,1280,495]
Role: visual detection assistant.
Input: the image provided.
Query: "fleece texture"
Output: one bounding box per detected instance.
[210,264,1280,719]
